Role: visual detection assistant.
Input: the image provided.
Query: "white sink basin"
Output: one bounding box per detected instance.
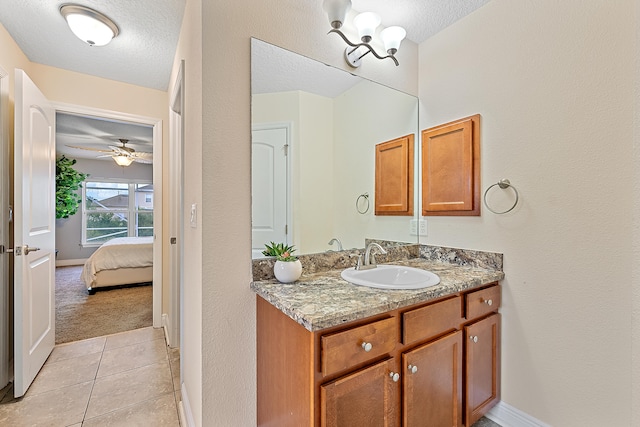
[340,265,440,290]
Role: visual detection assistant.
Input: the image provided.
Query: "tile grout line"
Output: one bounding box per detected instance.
[80,338,107,424]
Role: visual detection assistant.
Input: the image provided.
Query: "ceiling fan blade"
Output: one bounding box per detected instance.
[133,157,153,164]
[109,146,132,155]
[66,144,113,153]
[131,151,152,159]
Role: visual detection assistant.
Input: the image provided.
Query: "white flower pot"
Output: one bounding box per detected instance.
[274,260,302,283]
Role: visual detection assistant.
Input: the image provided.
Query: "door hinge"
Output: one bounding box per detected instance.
[285,224,288,235]
[284,144,289,156]
[170,237,177,245]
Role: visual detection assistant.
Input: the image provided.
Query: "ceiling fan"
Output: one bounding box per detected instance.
[66,139,153,166]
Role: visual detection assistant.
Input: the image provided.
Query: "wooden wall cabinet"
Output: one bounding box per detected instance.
[375,134,414,216]
[421,115,480,216]
[257,282,501,427]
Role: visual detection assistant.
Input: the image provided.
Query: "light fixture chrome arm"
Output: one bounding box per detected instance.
[328,29,400,66]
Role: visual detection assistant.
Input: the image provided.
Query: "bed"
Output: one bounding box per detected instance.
[81,236,154,294]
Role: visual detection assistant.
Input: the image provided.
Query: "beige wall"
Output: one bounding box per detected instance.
[199,0,417,425]
[419,1,636,425]
[168,0,202,424]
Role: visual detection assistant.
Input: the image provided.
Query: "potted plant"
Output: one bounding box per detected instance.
[56,156,88,219]
[263,242,302,283]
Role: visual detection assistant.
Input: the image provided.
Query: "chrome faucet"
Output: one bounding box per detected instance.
[357,242,387,270]
[327,238,343,251]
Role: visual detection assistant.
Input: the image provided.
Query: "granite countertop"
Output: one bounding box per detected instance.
[251,257,505,332]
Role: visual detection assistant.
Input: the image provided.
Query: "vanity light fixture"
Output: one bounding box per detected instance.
[112,155,134,167]
[60,4,119,46]
[322,0,406,67]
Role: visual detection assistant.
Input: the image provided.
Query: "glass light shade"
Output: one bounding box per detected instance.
[113,155,134,167]
[353,12,381,43]
[380,26,407,54]
[322,0,351,29]
[61,5,119,46]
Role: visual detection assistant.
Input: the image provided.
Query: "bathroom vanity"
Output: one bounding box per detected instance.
[252,246,504,427]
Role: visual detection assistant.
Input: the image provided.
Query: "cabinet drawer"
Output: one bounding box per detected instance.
[403,296,462,345]
[465,284,500,320]
[321,317,397,376]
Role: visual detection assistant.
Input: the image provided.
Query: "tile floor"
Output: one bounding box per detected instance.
[0,326,181,426]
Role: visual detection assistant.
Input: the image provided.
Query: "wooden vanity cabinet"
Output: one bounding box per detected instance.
[256,282,501,427]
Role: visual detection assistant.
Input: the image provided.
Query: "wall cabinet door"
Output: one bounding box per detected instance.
[375,134,414,216]
[465,313,501,426]
[321,358,398,427]
[421,115,480,216]
[402,330,463,427]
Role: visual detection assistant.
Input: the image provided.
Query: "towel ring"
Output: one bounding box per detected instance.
[483,179,519,214]
[356,193,370,214]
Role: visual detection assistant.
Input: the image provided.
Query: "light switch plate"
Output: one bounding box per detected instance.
[190,203,197,228]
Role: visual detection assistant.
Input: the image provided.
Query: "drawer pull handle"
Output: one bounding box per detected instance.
[361,342,373,352]
[483,298,493,306]
[389,372,400,382]
[469,335,478,343]
[408,364,418,374]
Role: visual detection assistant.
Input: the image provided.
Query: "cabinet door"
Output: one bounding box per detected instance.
[375,134,414,216]
[321,358,398,427]
[403,330,463,427]
[421,115,480,216]
[465,313,501,426]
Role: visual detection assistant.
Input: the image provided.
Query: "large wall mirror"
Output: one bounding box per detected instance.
[251,38,419,258]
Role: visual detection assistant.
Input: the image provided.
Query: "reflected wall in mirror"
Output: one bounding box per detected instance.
[251,38,419,258]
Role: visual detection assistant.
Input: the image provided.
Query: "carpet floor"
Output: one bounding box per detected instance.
[55,266,153,344]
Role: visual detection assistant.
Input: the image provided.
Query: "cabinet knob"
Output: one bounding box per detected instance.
[469,335,478,343]
[361,342,373,352]
[408,364,418,374]
[389,372,400,382]
[483,298,493,306]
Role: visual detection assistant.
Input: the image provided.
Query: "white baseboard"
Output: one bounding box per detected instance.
[180,382,195,427]
[487,401,551,427]
[55,258,87,267]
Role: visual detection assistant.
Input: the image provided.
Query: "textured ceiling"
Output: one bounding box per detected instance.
[252,39,362,98]
[56,113,153,161]
[0,0,185,91]
[352,0,492,43]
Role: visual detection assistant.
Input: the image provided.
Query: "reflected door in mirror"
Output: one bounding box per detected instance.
[252,126,290,258]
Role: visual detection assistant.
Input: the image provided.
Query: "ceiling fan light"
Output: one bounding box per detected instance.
[113,155,133,167]
[60,4,119,46]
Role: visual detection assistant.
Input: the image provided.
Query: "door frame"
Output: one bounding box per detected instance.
[0,66,10,388]
[52,102,163,327]
[167,60,184,348]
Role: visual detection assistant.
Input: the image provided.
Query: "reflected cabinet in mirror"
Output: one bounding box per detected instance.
[251,38,419,258]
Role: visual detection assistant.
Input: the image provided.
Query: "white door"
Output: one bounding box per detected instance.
[13,69,56,397]
[251,126,289,258]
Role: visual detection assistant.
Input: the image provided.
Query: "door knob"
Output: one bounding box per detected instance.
[23,245,40,255]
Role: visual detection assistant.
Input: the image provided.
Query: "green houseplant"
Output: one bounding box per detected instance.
[56,156,88,219]
[263,242,302,283]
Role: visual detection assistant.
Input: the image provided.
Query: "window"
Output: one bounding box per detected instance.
[82,180,153,246]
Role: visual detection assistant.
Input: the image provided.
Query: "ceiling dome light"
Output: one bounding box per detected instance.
[60,4,119,46]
